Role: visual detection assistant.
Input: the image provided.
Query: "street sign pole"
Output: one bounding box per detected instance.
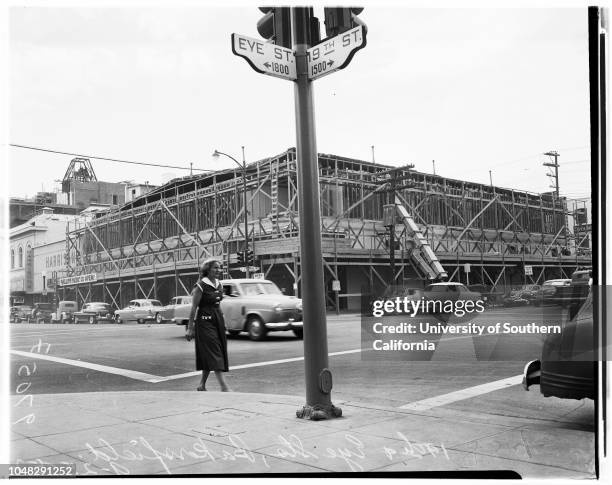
[292,6,341,421]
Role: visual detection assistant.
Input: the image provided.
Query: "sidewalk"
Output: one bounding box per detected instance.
[10,390,595,477]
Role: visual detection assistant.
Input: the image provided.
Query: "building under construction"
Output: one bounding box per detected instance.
[61,148,591,311]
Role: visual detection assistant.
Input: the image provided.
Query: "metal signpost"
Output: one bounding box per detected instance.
[232,7,367,421]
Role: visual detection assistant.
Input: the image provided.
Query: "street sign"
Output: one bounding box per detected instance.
[524,265,533,276]
[59,273,97,286]
[464,263,471,273]
[253,273,265,279]
[307,25,367,80]
[332,280,341,291]
[232,33,296,81]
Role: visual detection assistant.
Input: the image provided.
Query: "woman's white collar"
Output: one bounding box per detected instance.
[202,277,218,288]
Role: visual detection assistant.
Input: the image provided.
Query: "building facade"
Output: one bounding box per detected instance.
[10,208,79,306]
[61,149,591,312]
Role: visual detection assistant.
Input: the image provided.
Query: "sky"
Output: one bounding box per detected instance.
[6,2,592,201]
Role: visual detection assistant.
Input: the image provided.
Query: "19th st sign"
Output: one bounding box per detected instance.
[307,25,366,80]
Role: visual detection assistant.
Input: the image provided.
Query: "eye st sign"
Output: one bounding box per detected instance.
[232,33,297,81]
[307,25,366,81]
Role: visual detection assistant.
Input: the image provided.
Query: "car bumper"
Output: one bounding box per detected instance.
[265,319,303,331]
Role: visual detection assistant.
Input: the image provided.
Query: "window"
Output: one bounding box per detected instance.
[18,247,23,267]
[11,250,14,269]
[112,195,118,205]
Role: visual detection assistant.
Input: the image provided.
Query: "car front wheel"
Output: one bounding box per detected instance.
[114,315,122,324]
[88,315,96,325]
[247,317,267,341]
[155,313,163,324]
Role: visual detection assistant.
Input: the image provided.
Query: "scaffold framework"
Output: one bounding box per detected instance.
[62,149,591,311]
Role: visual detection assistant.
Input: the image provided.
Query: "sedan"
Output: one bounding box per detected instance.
[114,299,163,324]
[221,279,303,341]
[73,302,114,324]
[533,279,572,307]
[523,285,595,400]
[423,282,484,322]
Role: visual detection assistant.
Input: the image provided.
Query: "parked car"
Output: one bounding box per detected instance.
[176,279,303,341]
[162,295,193,325]
[74,302,114,324]
[523,284,595,400]
[533,279,572,307]
[30,303,55,323]
[51,300,78,323]
[423,282,483,322]
[568,267,592,320]
[114,299,163,323]
[13,305,32,323]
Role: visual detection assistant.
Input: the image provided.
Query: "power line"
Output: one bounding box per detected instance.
[9,143,212,173]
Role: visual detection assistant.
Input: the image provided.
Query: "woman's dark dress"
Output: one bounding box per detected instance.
[194,278,228,372]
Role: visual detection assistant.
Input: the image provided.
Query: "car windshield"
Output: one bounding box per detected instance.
[239,282,282,296]
[36,304,54,310]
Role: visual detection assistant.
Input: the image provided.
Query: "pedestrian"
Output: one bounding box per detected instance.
[185,258,231,392]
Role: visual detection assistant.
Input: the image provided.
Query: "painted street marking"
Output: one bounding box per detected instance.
[9,348,362,384]
[399,374,523,411]
[153,348,363,382]
[10,350,160,383]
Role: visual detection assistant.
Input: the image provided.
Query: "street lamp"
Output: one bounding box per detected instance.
[212,147,250,278]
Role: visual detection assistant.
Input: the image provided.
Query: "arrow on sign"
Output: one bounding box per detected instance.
[232,33,296,81]
[307,25,366,81]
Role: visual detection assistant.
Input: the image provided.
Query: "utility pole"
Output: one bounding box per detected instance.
[371,145,376,164]
[543,150,565,246]
[232,5,367,421]
[432,159,436,175]
[292,7,340,421]
[543,150,560,197]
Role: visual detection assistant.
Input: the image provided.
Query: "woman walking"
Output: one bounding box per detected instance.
[185,258,231,392]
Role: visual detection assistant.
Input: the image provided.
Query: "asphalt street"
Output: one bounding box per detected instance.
[9,306,594,419]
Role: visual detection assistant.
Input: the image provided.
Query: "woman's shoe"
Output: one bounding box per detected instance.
[197,385,206,391]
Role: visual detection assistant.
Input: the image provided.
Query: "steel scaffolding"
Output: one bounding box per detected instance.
[62,149,591,310]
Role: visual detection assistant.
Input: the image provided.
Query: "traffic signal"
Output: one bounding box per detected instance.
[257,7,292,49]
[323,7,366,39]
[237,251,245,266]
[246,249,254,267]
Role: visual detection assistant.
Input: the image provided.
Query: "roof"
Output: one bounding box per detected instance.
[10,212,81,237]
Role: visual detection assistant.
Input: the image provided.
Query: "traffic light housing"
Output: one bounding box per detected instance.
[246,249,254,267]
[323,7,366,39]
[257,7,292,49]
[237,251,245,266]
